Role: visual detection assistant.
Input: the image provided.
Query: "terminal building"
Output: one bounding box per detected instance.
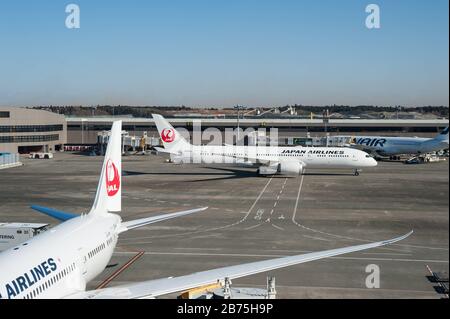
[1,107,447,151]
[0,107,67,153]
[65,116,449,145]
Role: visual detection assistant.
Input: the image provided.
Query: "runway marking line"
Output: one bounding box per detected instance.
[245,223,263,230]
[272,224,284,231]
[121,176,275,240]
[291,173,447,252]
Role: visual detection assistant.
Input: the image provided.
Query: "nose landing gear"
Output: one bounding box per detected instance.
[353,169,360,176]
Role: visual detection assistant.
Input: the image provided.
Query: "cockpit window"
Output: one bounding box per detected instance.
[365,155,370,158]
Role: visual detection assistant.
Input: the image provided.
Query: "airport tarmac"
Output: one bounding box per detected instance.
[0,153,448,298]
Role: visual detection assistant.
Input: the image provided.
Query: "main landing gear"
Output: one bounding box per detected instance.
[353,169,360,176]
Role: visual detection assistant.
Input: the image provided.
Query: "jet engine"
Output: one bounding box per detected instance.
[257,162,304,176]
[257,166,278,175]
[278,161,304,175]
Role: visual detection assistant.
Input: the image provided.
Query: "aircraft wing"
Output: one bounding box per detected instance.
[226,153,308,169]
[224,153,277,166]
[118,207,208,233]
[67,231,412,299]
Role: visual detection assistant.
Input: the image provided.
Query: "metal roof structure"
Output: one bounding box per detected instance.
[66,116,449,127]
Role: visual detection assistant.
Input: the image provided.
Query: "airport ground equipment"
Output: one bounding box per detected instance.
[426,265,449,299]
[0,223,48,251]
[404,154,445,164]
[178,277,277,299]
[29,152,53,159]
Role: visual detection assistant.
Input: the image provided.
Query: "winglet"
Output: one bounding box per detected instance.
[381,230,413,245]
[31,205,78,222]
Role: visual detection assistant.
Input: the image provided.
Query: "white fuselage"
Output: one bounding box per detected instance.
[350,136,449,156]
[171,145,377,170]
[0,214,121,299]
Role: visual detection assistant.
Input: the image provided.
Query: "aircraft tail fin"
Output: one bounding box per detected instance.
[435,127,449,141]
[152,114,190,153]
[90,121,122,214]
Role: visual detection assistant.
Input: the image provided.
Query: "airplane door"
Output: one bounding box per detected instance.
[307,152,312,162]
[77,247,88,277]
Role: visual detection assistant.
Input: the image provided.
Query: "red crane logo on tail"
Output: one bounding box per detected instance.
[105,159,120,196]
[161,128,175,143]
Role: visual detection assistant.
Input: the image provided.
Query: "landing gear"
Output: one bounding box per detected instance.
[353,169,360,176]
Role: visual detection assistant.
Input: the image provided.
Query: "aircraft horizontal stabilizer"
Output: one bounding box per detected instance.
[30,205,79,222]
[154,147,180,155]
[118,207,208,233]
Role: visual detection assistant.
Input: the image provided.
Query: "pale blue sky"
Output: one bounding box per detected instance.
[0,0,448,107]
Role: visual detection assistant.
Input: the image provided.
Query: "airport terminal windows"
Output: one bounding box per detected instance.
[0,124,63,133]
[0,111,10,118]
[0,134,59,143]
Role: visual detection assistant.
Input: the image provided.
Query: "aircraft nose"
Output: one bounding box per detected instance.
[370,157,378,167]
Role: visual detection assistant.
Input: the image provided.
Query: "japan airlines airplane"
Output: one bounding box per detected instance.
[340,127,449,158]
[152,114,377,176]
[0,121,412,299]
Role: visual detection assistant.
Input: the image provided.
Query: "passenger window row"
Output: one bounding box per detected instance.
[24,262,76,299]
[88,242,107,259]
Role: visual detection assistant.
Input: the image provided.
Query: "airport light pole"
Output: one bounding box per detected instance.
[234,104,246,144]
[81,118,86,145]
[323,109,329,147]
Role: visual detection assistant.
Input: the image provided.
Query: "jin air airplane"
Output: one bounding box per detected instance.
[340,127,449,160]
[0,121,411,299]
[152,114,377,176]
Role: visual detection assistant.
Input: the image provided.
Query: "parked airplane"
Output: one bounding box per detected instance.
[152,114,377,176]
[0,121,412,299]
[341,127,449,160]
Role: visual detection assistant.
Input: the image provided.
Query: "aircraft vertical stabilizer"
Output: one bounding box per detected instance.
[152,114,190,152]
[90,120,122,214]
[435,127,449,141]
